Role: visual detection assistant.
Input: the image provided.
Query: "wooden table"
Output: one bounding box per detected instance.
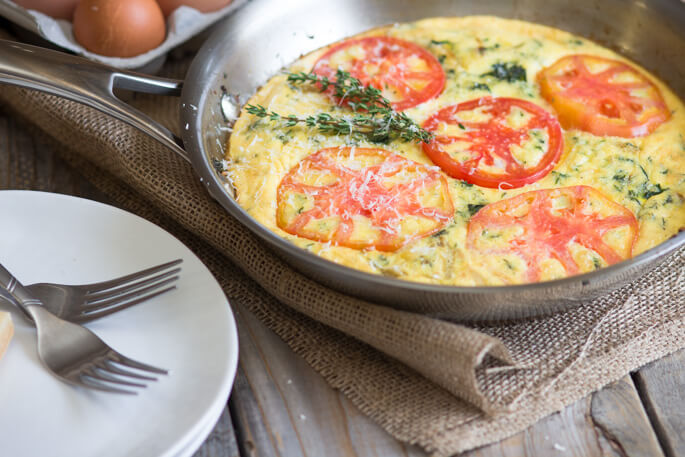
[1,108,683,457]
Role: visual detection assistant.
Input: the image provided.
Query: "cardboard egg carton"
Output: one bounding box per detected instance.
[0,0,248,71]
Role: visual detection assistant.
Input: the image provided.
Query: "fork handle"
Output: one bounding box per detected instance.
[0,263,40,319]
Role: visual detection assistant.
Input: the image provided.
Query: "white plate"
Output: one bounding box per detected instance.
[175,402,226,457]
[0,191,239,457]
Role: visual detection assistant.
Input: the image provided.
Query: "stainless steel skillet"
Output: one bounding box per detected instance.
[0,0,683,320]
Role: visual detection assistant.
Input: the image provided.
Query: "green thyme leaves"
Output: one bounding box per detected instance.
[245,69,433,144]
[483,62,527,83]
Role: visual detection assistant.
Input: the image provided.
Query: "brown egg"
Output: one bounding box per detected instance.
[73,0,166,57]
[156,0,232,17]
[13,0,81,20]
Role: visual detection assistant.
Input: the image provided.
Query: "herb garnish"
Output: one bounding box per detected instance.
[211,157,226,174]
[627,181,668,203]
[477,43,501,54]
[432,229,448,238]
[639,182,667,200]
[551,171,569,184]
[483,62,527,82]
[245,69,433,144]
[470,82,491,92]
[467,203,486,216]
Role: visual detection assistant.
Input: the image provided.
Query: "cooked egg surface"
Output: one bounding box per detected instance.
[226,16,685,286]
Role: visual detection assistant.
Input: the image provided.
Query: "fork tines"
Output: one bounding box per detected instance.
[77,259,182,322]
[77,351,169,395]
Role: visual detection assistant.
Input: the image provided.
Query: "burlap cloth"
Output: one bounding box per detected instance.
[1,31,683,456]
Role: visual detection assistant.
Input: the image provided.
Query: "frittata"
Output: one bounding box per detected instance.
[225,16,685,286]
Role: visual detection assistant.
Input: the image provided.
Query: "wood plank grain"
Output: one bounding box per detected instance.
[466,376,664,457]
[590,376,666,457]
[231,364,286,457]
[230,301,427,457]
[467,397,605,457]
[193,406,241,457]
[227,298,666,457]
[633,349,685,457]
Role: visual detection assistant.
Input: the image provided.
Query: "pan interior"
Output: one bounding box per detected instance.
[193,0,685,183]
[180,0,685,319]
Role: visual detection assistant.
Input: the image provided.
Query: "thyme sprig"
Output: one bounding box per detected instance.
[287,69,393,111]
[245,69,433,144]
[246,104,432,144]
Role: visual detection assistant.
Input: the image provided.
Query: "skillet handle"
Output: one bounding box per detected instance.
[0,39,190,162]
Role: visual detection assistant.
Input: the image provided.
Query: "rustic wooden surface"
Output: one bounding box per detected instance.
[1,107,683,457]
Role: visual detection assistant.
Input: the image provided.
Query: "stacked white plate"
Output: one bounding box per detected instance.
[0,191,239,457]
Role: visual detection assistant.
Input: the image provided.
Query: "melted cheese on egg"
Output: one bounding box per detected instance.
[226,16,685,286]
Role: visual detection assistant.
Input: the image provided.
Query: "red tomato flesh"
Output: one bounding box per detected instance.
[422,97,564,189]
[277,147,454,251]
[312,36,446,111]
[538,54,670,138]
[467,186,638,283]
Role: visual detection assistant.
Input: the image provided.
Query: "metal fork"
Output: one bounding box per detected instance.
[0,263,167,394]
[0,259,182,323]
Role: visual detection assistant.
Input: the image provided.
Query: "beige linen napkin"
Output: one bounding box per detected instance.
[1,33,683,456]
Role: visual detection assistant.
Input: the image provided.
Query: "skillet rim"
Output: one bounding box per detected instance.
[178,0,685,316]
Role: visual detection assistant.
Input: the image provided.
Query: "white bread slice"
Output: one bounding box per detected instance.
[0,311,13,362]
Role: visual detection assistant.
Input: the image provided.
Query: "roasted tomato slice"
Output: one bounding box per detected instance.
[311,36,446,111]
[537,54,670,138]
[467,186,638,283]
[277,147,454,251]
[422,97,564,189]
